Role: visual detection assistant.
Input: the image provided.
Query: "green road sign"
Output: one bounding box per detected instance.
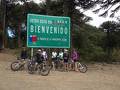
[27,14,70,48]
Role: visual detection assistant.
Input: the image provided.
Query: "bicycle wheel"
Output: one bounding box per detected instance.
[11,61,21,71]
[28,64,36,74]
[57,62,64,72]
[27,60,37,74]
[77,63,87,73]
[48,64,53,70]
[38,64,50,76]
[27,57,37,74]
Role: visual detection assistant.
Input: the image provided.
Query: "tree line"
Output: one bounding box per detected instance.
[0,0,120,62]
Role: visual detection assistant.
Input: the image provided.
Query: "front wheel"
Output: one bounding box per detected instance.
[77,63,87,73]
[27,62,36,74]
[11,61,21,71]
[38,64,50,76]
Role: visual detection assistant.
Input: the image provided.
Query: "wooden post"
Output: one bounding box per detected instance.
[1,0,7,48]
[18,22,21,47]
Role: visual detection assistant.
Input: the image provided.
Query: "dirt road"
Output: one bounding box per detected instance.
[0,53,120,90]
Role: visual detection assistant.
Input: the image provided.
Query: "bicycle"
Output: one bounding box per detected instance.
[69,60,88,73]
[27,56,50,76]
[11,57,30,71]
[50,57,65,71]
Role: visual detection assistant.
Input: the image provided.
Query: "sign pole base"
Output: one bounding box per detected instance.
[31,48,33,59]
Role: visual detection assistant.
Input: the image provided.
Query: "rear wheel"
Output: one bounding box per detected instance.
[11,61,21,71]
[77,63,87,73]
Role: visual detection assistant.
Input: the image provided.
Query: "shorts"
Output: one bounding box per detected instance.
[73,59,78,62]
[68,59,74,64]
[52,58,57,62]
[64,59,68,63]
[59,58,63,61]
[21,57,27,60]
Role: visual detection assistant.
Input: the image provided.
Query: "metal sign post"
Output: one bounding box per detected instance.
[31,48,33,59]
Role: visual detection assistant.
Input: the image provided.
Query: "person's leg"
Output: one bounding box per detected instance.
[52,58,55,71]
[55,60,59,69]
[69,59,74,71]
[64,63,66,71]
[64,59,68,71]
[68,63,71,71]
[60,60,64,70]
[73,61,75,71]
[58,60,61,69]
[52,61,55,70]
[66,63,68,71]
[64,60,67,71]
[75,61,78,71]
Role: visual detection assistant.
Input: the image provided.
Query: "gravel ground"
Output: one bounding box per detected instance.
[0,53,120,90]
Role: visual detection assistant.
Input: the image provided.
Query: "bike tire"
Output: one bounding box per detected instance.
[38,64,50,76]
[78,63,87,73]
[49,64,53,70]
[27,63,36,74]
[11,61,21,71]
[27,58,37,74]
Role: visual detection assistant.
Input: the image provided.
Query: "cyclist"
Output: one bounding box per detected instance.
[63,49,69,71]
[57,49,64,69]
[34,49,43,64]
[52,50,58,70]
[41,49,48,61]
[71,48,79,71]
[58,49,63,61]
[20,47,28,60]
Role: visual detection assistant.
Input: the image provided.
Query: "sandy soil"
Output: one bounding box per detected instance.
[0,53,120,90]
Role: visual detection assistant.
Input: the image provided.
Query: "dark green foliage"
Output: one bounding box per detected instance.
[99,21,120,62]
[100,21,120,49]
[72,24,107,62]
[1,0,120,63]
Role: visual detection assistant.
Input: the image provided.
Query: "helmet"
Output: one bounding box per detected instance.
[64,49,68,52]
[37,49,41,52]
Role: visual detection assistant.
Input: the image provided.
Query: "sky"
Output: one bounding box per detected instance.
[83,10,119,27]
[33,0,119,27]
[33,0,43,3]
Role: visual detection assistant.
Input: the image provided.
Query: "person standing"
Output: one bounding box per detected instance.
[63,49,69,71]
[71,49,79,71]
[41,49,48,61]
[20,47,28,60]
[35,49,43,64]
[58,49,63,61]
[57,49,64,69]
[52,50,58,70]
